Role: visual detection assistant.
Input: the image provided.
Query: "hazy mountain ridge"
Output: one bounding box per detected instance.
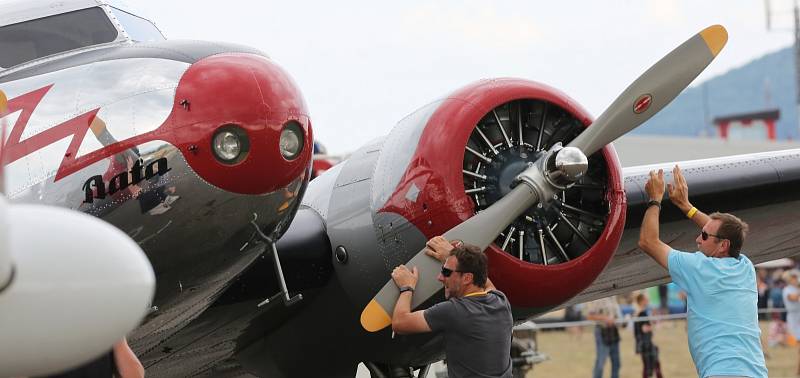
[636,45,799,140]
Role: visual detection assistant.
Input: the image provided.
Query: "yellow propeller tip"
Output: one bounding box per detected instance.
[0,90,7,113]
[360,299,392,332]
[700,25,727,57]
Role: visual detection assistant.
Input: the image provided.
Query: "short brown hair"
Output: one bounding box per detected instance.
[709,212,748,258]
[452,244,488,287]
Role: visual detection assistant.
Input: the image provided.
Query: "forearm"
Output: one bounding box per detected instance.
[113,339,144,378]
[638,205,670,268]
[639,206,661,249]
[391,292,414,332]
[673,201,709,228]
[690,209,710,228]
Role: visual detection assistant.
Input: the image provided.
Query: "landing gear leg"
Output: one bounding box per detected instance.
[249,214,302,307]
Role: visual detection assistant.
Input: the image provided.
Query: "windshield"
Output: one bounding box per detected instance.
[0,7,118,69]
[112,8,165,42]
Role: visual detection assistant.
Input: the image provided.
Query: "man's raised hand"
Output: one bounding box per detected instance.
[645,169,666,201]
[667,165,692,212]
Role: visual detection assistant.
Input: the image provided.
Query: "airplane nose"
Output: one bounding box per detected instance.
[169,53,311,195]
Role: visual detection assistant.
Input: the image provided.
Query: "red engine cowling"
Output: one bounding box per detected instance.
[378,78,626,313]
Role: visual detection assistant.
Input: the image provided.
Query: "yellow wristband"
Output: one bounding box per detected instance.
[686,207,698,219]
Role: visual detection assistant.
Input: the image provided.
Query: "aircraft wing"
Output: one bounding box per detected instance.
[566,148,800,307]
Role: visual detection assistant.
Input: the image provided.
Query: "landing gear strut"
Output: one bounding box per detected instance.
[249,213,303,307]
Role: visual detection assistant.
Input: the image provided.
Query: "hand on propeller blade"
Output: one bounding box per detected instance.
[391,265,419,289]
[424,236,459,264]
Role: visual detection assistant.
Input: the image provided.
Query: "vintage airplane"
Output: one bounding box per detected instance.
[2,1,800,378]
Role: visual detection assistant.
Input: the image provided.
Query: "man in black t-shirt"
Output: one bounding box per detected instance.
[391,236,513,378]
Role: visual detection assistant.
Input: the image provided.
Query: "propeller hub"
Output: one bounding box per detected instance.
[547,146,588,187]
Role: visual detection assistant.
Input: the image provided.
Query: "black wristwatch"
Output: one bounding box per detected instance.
[399,286,415,294]
[647,200,661,210]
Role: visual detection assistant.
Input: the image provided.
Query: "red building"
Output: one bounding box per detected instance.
[712,109,780,141]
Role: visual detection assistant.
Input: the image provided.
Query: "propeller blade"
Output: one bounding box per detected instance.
[567,25,727,156]
[361,183,538,332]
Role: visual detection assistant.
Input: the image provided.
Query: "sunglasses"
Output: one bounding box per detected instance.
[701,230,723,241]
[440,266,464,277]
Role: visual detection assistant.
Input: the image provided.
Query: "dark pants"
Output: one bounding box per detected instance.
[640,352,662,378]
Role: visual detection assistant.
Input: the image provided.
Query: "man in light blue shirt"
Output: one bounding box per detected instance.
[638,166,767,378]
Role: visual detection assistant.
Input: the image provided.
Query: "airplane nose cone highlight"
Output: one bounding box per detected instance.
[171,54,311,195]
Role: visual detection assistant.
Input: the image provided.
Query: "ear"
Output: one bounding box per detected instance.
[462,272,474,285]
[719,239,731,256]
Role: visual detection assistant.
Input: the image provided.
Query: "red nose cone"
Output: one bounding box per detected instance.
[169,54,311,194]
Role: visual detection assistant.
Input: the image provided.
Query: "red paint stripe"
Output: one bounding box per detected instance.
[3,85,53,150]
[1,84,162,182]
[4,109,98,167]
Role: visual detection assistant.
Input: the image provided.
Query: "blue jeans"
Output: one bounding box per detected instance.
[593,327,620,378]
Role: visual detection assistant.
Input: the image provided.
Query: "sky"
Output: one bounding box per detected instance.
[128,1,795,155]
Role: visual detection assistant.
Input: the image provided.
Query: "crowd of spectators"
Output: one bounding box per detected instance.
[757,264,800,349]
[564,264,798,333]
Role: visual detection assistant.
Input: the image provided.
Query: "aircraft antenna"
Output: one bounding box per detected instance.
[767,0,773,30]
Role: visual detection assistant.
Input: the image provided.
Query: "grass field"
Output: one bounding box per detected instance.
[529,321,798,378]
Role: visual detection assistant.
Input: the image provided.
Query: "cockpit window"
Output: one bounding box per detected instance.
[0,7,118,69]
[111,8,165,43]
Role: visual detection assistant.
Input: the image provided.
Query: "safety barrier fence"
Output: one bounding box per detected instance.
[515,307,788,331]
